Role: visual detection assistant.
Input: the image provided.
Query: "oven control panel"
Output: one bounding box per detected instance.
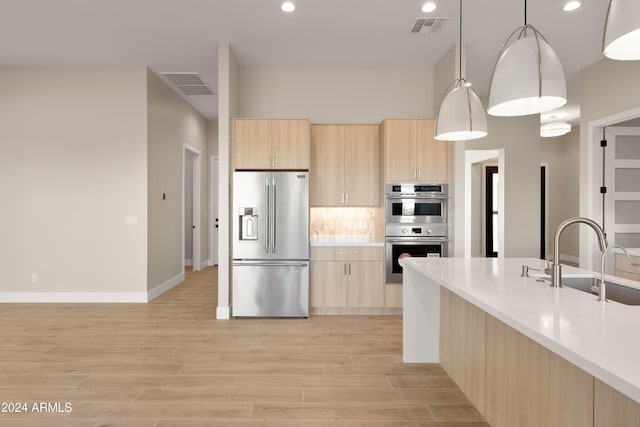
[386,223,448,237]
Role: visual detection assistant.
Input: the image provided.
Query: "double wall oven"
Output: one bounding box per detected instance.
[385,183,448,283]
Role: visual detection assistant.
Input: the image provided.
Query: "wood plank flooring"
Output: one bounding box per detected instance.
[0,266,488,426]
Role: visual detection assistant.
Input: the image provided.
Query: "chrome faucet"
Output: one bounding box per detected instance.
[551,217,607,288]
[599,245,629,302]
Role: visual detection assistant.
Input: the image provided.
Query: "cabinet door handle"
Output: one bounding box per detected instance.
[348,263,351,275]
[345,193,349,204]
[341,193,345,204]
[344,263,347,275]
[418,167,421,179]
[631,262,640,267]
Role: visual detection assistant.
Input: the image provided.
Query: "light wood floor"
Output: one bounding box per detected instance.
[0,266,489,426]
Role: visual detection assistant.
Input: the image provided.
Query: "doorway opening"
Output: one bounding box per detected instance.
[485,166,499,257]
[465,149,502,258]
[183,144,201,273]
[540,164,549,260]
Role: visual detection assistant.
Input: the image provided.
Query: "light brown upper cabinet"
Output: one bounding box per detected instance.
[310,124,379,207]
[233,118,310,170]
[382,119,449,183]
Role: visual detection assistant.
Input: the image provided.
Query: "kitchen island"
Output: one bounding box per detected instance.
[401,257,640,427]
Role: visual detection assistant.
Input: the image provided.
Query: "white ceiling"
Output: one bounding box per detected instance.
[0,0,608,123]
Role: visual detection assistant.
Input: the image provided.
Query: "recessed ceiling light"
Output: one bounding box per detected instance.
[563,1,581,12]
[422,2,437,13]
[281,2,295,12]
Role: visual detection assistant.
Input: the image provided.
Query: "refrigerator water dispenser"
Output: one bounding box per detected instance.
[239,207,258,241]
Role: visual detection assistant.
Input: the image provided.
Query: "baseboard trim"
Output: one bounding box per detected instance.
[147,272,185,302]
[0,292,148,303]
[216,306,230,319]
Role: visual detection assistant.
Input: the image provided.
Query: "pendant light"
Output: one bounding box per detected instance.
[603,0,640,60]
[434,0,487,141]
[487,0,566,117]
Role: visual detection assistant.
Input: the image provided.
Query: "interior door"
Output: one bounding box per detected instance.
[604,127,640,275]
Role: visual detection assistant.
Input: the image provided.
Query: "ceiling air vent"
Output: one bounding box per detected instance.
[161,72,216,96]
[411,17,448,34]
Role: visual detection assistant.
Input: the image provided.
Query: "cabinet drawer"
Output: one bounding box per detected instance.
[616,254,640,275]
[310,246,383,261]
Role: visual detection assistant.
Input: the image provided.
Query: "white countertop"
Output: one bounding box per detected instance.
[400,257,640,404]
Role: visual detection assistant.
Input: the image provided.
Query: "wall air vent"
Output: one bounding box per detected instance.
[161,72,216,96]
[411,17,448,34]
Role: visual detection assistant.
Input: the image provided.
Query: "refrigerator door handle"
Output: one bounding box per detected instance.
[265,177,270,254]
[233,261,308,267]
[272,177,277,254]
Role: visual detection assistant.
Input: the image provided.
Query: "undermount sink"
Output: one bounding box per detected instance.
[528,273,640,306]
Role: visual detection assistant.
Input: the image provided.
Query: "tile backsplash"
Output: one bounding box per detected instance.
[310,207,379,243]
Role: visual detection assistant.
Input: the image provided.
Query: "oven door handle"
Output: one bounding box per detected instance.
[385,195,447,200]
[385,237,449,243]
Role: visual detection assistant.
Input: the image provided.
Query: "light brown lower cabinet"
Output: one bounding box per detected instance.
[310,246,384,311]
[384,284,403,308]
[440,288,640,427]
[616,253,640,282]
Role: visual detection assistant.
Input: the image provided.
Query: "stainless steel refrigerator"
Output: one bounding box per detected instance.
[232,171,309,317]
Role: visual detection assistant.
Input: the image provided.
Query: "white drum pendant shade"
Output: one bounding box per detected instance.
[435,82,487,141]
[603,0,640,60]
[488,31,566,117]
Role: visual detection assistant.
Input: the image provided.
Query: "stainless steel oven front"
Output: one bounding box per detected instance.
[385,223,449,283]
[385,183,448,224]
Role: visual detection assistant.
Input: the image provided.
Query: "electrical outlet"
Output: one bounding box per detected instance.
[31,273,38,283]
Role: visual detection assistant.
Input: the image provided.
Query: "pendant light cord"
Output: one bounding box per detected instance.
[524,0,527,25]
[458,0,462,80]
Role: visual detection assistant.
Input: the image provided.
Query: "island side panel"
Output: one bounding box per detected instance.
[594,379,640,427]
[403,266,440,362]
[485,315,594,427]
[439,288,486,414]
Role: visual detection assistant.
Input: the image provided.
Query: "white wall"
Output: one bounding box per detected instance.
[467,112,541,258]
[0,66,148,297]
[238,65,434,122]
[147,69,208,291]
[208,120,218,156]
[540,128,580,262]
[433,45,457,115]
